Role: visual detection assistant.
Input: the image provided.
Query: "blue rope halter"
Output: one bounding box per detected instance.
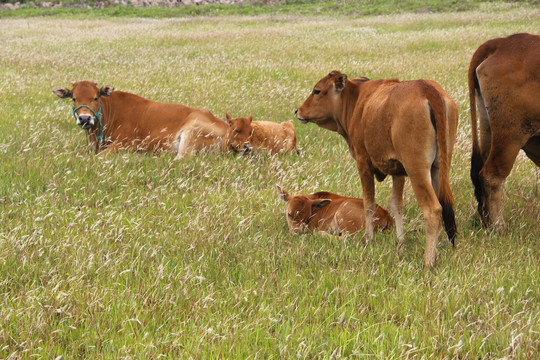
[72,101,104,143]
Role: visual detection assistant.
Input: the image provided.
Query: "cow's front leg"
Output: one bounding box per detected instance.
[97,141,123,155]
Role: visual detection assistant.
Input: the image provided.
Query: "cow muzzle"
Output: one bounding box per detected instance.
[77,114,95,130]
[241,144,253,155]
[294,109,309,124]
[71,102,104,144]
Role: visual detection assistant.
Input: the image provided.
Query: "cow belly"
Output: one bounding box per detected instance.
[372,158,407,177]
[146,132,177,151]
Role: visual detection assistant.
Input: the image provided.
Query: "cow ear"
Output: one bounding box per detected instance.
[334,73,348,92]
[312,199,331,210]
[53,87,73,99]
[225,112,233,124]
[352,76,369,84]
[99,85,114,97]
[277,185,289,202]
[248,115,253,122]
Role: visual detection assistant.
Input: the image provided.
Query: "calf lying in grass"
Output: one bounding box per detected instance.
[225,113,297,155]
[277,186,393,236]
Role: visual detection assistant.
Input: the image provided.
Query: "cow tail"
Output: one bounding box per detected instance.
[424,82,457,247]
[468,42,494,219]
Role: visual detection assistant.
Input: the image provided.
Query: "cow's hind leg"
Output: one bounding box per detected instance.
[408,170,442,269]
[480,137,524,232]
[357,161,376,244]
[175,129,198,160]
[390,175,406,248]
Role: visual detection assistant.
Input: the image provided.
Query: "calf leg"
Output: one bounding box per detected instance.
[390,176,405,247]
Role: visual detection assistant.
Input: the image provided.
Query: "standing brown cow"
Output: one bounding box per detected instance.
[53,81,228,157]
[469,33,540,232]
[296,71,458,269]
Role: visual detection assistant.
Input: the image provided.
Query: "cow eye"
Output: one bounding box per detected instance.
[234,129,240,133]
[313,89,321,95]
[93,97,98,101]
[72,98,76,102]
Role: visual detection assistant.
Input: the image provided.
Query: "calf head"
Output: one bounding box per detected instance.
[225,113,254,154]
[295,70,349,131]
[277,186,331,233]
[53,81,114,130]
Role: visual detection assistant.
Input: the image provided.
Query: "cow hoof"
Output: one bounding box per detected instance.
[494,221,507,235]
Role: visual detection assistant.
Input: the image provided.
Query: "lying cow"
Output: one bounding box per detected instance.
[469,33,540,232]
[296,71,458,269]
[53,81,228,157]
[224,113,297,155]
[277,186,393,235]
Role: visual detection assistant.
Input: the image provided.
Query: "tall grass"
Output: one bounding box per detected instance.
[0,4,539,358]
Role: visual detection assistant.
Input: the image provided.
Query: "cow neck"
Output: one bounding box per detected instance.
[336,81,361,140]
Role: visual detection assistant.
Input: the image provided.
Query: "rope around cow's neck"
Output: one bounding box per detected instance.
[72,101,104,150]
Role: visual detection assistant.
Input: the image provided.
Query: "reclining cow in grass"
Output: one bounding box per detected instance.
[224,113,297,155]
[277,186,393,235]
[295,71,458,269]
[469,33,540,232]
[53,81,228,157]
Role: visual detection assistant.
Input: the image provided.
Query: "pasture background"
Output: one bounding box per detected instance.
[0,3,539,359]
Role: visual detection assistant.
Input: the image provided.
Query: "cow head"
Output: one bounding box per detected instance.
[277,186,331,233]
[295,71,349,131]
[224,113,254,154]
[53,81,114,130]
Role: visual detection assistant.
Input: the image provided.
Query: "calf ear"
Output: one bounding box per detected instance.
[312,199,331,210]
[276,185,289,202]
[225,112,233,124]
[334,74,348,92]
[53,87,73,99]
[248,115,253,122]
[99,85,114,97]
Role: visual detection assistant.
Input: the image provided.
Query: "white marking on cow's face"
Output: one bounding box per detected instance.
[76,116,95,129]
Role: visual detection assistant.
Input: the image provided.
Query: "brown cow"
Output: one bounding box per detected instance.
[469,33,540,232]
[296,71,458,269]
[277,186,393,235]
[53,81,228,157]
[224,113,297,155]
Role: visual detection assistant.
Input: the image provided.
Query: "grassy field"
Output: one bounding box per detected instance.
[2,0,539,19]
[1,3,539,359]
